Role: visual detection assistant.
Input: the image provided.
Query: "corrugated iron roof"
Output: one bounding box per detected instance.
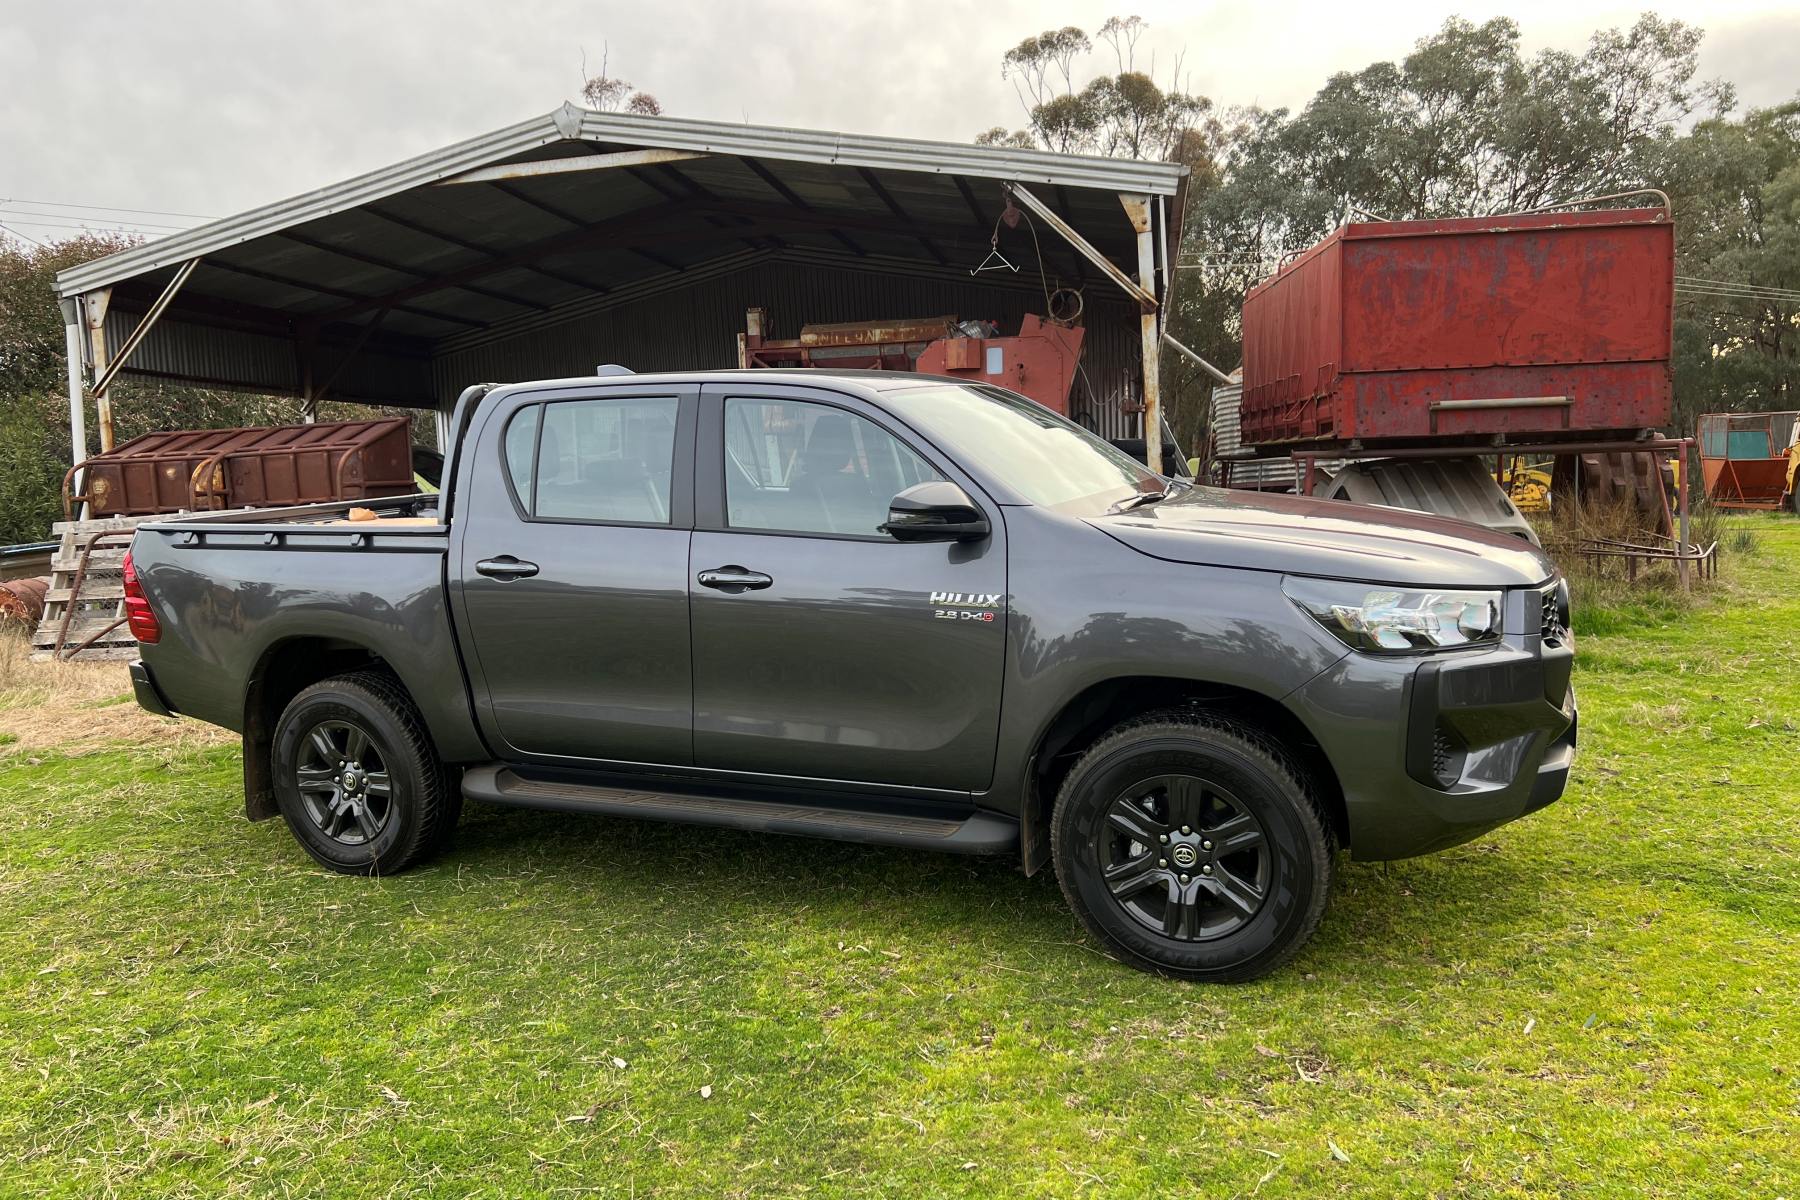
[56,104,1186,303]
[55,105,1185,420]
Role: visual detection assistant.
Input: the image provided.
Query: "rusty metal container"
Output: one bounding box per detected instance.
[1240,208,1674,449]
[67,418,415,518]
[914,314,1085,414]
[1698,411,1799,509]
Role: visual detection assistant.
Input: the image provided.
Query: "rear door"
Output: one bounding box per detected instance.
[451,383,697,766]
[687,383,1007,793]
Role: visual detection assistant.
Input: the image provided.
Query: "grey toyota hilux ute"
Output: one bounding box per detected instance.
[125,371,1576,981]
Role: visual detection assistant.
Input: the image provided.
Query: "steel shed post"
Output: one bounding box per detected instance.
[59,297,88,515]
[82,288,113,452]
[1121,194,1162,475]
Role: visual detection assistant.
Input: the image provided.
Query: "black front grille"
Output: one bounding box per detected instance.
[1540,582,1569,645]
[1432,728,1455,780]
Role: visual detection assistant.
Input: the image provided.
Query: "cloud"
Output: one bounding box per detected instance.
[0,0,1792,239]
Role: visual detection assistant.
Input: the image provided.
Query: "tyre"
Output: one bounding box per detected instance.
[1051,712,1335,982]
[270,671,454,875]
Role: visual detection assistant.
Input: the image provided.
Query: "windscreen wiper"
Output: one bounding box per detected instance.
[1106,489,1169,514]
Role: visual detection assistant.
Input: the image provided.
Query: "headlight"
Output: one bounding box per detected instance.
[1283,577,1502,653]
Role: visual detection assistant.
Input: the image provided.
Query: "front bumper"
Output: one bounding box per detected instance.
[1288,633,1576,861]
[130,659,176,718]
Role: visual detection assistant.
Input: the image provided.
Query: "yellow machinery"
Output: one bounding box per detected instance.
[1501,458,1553,513]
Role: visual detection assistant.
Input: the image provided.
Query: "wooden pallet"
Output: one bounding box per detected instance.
[29,516,164,662]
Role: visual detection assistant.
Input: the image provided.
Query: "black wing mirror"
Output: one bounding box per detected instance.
[879,481,991,543]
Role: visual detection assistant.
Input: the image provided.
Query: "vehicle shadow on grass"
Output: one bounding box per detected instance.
[435,801,1567,979]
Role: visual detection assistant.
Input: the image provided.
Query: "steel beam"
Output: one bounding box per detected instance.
[436,148,708,185]
[92,258,200,397]
[1162,332,1232,386]
[1008,184,1156,311]
[311,309,390,406]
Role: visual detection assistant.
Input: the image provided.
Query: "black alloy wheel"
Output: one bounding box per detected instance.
[294,719,395,847]
[1098,774,1272,941]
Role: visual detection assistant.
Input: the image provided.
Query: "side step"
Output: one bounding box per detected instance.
[461,766,1018,855]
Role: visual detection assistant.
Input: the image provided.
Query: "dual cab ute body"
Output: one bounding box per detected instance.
[128,370,1576,979]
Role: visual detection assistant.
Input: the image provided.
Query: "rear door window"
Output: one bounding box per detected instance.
[504,396,679,524]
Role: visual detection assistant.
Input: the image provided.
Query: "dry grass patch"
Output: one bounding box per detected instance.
[0,633,231,757]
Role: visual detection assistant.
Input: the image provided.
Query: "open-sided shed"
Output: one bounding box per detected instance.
[54,104,1191,474]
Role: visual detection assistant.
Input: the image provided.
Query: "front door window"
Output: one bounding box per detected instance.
[723,397,941,537]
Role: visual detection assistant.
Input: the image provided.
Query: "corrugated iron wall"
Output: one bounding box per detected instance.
[1210,381,1298,491]
[104,308,435,406]
[431,256,1146,439]
[103,257,1147,438]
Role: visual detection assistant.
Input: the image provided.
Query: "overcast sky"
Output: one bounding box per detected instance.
[1,0,1796,243]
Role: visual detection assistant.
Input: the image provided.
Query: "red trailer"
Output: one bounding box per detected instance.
[1240,208,1674,449]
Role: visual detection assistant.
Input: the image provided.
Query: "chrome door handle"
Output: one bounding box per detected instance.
[475,555,539,580]
[697,565,773,591]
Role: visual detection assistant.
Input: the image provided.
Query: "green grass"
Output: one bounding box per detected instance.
[3,520,1798,1198]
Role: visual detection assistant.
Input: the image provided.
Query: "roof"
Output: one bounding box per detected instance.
[55,105,1188,329]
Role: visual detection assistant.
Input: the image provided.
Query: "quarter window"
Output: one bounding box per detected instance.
[502,405,539,510]
[723,397,942,536]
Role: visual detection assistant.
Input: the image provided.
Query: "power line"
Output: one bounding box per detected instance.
[0,195,216,221]
[0,208,192,232]
[0,214,168,238]
[1676,274,1800,299]
[1675,283,1800,304]
[0,221,45,247]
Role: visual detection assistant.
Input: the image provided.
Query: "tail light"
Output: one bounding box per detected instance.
[121,550,162,644]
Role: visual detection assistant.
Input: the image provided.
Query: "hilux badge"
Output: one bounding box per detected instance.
[929,592,1001,607]
[929,591,1000,623]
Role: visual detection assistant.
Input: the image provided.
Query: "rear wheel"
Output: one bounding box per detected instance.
[271,671,453,875]
[1051,713,1334,982]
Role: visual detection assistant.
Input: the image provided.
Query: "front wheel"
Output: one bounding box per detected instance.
[271,671,453,875]
[1051,713,1335,982]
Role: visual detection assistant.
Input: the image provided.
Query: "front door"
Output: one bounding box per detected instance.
[453,384,697,766]
[688,385,1007,793]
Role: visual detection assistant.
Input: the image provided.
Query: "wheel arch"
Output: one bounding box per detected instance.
[241,636,402,821]
[1018,675,1347,875]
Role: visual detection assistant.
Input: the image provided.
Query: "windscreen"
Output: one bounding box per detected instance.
[894,384,1160,507]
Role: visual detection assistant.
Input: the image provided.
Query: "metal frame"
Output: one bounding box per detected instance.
[437,148,708,185]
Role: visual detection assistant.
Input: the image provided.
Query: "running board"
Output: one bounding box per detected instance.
[460,765,1018,855]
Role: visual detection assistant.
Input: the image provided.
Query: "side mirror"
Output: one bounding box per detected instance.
[879,481,991,543]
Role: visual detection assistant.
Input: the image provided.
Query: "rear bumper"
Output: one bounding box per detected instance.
[1289,637,1575,861]
[130,659,176,718]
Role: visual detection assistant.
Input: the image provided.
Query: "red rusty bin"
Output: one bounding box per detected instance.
[65,418,416,518]
[1240,206,1674,450]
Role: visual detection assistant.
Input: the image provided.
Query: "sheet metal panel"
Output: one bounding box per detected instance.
[103,309,435,406]
[1210,381,1297,490]
[1241,208,1674,448]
